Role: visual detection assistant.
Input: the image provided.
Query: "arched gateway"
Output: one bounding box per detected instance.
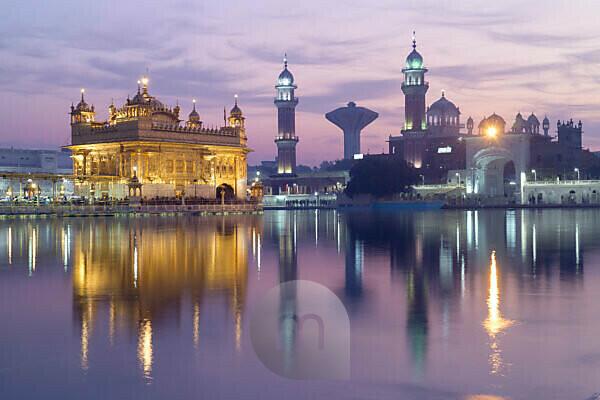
[465,135,530,200]
[472,147,518,197]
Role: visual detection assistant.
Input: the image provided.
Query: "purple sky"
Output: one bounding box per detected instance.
[2,1,600,166]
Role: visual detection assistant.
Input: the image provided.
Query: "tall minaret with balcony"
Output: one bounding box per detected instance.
[402,32,429,132]
[274,55,299,176]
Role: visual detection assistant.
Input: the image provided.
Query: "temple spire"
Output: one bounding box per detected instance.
[412,30,417,49]
[284,53,288,69]
[80,88,85,102]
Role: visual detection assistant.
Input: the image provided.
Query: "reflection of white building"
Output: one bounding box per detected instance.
[0,148,74,199]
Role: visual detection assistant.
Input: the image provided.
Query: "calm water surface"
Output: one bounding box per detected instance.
[1,210,599,400]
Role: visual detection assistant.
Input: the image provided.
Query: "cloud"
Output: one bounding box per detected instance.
[488,31,595,47]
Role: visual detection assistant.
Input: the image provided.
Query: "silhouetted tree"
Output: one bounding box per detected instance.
[345,156,418,199]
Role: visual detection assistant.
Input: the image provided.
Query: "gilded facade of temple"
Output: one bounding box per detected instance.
[67,78,249,199]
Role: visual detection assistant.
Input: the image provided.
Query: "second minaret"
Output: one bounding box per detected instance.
[274,55,299,176]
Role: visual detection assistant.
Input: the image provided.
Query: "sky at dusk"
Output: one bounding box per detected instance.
[2,0,600,166]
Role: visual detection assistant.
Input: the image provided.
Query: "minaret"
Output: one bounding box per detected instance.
[274,54,299,176]
[401,32,429,132]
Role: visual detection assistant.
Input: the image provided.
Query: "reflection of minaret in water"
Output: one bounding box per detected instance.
[277,212,298,374]
[406,268,428,378]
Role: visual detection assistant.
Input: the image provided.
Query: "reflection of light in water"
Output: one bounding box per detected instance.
[235,310,242,352]
[483,251,514,376]
[108,300,115,346]
[474,211,479,249]
[520,210,527,261]
[81,304,91,371]
[193,303,200,349]
[461,255,466,297]
[7,226,12,265]
[293,213,297,249]
[133,237,138,288]
[257,233,262,273]
[63,225,71,271]
[466,210,473,249]
[252,228,256,257]
[505,211,516,250]
[415,234,423,266]
[532,223,537,272]
[28,227,37,276]
[575,222,580,271]
[314,209,319,246]
[336,217,341,254]
[137,319,153,381]
[456,222,460,258]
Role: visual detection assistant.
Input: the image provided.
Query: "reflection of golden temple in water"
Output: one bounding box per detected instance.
[71,217,255,379]
[483,251,514,376]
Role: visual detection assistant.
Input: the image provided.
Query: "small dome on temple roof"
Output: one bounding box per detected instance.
[479,113,506,128]
[528,113,540,125]
[428,92,459,115]
[75,89,91,111]
[230,96,243,116]
[189,100,200,121]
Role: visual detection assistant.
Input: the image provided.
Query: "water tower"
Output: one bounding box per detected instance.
[325,102,378,159]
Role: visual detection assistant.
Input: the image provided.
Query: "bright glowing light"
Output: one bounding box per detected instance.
[137,319,153,380]
[486,126,498,138]
[80,88,85,94]
[483,251,514,376]
[141,77,149,86]
[192,98,196,104]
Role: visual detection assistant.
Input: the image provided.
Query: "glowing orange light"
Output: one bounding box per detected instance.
[486,126,498,138]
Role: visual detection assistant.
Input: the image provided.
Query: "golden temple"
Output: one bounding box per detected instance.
[67,77,250,200]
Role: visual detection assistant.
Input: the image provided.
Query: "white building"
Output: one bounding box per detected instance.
[0,148,74,199]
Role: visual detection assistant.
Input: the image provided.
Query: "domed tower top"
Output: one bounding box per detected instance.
[275,54,298,104]
[189,99,199,118]
[186,99,201,129]
[512,112,528,134]
[406,31,423,69]
[404,31,426,71]
[230,95,243,117]
[528,113,540,134]
[542,115,550,136]
[277,54,296,87]
[70,88,96,125]
[228,95,245,131]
